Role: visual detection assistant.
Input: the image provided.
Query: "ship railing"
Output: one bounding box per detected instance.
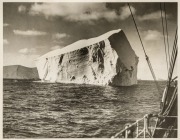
[112,114,177,138]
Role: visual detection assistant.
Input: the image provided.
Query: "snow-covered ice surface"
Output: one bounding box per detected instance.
[36,29,121,59]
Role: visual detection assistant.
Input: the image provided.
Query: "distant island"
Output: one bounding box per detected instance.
[3,65,39,80]
[35,29,138,86]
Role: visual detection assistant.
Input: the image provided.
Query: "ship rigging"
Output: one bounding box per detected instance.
[112,3,178,138]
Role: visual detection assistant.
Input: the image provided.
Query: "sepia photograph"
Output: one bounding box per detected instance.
[3,1,178,138]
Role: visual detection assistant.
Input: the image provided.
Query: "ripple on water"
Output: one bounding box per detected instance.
[3,80,166,138]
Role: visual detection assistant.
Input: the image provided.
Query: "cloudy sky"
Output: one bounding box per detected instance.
[3,2,177,80]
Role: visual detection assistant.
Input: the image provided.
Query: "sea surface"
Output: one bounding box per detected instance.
[3,80,166,138]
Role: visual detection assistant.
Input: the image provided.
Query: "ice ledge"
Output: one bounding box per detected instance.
[36,29,121,60]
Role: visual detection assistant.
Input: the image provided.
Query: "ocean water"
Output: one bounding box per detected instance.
[3,80,166,138]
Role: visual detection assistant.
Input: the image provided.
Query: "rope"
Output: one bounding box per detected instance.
[164,3,171,64]
[171,76,177,82]
[168,28,178,82]
[159,31,178,115]
[146,57,161,94]
[168,45,177,81]
[148,127,177,131]
[160,3,169,73]
[127,3,147,56]
[128,3,161,95]
[162,86,177,116]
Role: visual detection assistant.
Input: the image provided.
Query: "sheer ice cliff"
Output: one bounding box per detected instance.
[35,29,138,86]
[3,65,39,80]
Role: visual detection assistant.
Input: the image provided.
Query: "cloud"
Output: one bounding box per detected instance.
[18,48,37,55]
[119,5,135,20]
[143,30,162,41]
[29,3,135,22]
[52,33,69,40]
[51,45,64,50]
[13,29,47,36]
[3,39,9,45]
[3,23,9,27]
[4,52,39,67]
[137,11,169,21]
[18,5,27,13]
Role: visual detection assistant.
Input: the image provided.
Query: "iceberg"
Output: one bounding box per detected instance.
[35,29,138,86]
[3,65,39,80]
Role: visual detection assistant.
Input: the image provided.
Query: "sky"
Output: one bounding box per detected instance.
[3,2,177,80]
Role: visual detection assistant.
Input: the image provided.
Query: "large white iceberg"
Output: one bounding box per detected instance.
[35,29,138,86]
